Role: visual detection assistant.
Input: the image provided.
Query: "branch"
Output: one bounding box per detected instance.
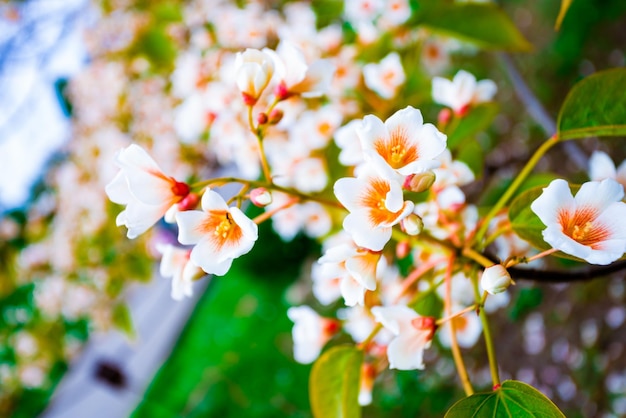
[509,260,626,283]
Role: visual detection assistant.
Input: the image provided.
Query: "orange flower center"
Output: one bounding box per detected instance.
[199,211,243,247]
[374,128,418,169]
[558,207,610,248]
[360,178,403,226]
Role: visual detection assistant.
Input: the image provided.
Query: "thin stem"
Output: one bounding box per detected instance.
[473,134,559,248]
[504,248,558,268]
[479,304,500,389]
[462,247,495,269]
[436,305,477,326]
[482,224,512,249]
[358,324,383,350]
[252,197,298,224]
[190,177,344,209]
[395,257,448,302]
[444,256,474,396]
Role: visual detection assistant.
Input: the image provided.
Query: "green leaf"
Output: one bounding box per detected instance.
[447,103,499,150]
[555,0,573,30]
[112,303,135,339]
[310,345,363,418]
[418,4,532,52]
[508,186,553,253]
[445,380,565,418]
[456,139,484,178]
[558,68,626,140]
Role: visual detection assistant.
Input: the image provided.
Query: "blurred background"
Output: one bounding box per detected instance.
[1,0,626,417]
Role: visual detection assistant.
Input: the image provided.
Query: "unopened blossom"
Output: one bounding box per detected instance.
[158,244,204,301]
[432,69,497,114]
[287,306,340,364]
[249,187,272,207]
[363,52,406,99]
[334,167,415,251]
[266,41,335,98]
[176,189,258,276]
[589,150,626,190]
[105,144,190,239]
[357,106,447,178]
[234,48,274,104]
[480,264,513,295]
[371,305,436,370]
[530,178,626,265]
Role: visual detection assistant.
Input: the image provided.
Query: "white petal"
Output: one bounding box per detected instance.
[387,332,430,370]
[176,211,207,245]
[340,276,366,306]
[105,172,132,205]
[343,211,391,251]
[201,189,230,212]
[384,106,423,136]
[530,179,574,226]
[574,178,624,212]
[371,305,417,336]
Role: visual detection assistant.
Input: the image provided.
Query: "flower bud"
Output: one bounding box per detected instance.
[400,214,423,236]
[268,109,284,125]
[257,112,268,125]
[395,240,411,259]
[250,187,272,207]
[403,171,436,193]
[234,48,274,103]
[480,264,513,295]
[437,108,452,126]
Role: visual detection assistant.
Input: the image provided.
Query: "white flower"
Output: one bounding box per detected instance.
[363,52,406,99]
[432,69,497,114]
[371,305,435,370]
[105,144,190,239]
[334,167,414,251]
[530,178,626,265]
[158,244,204,301]
[287,306,339,364]
[266,41,335,98]
[234,48,274,103]
[589,150,626,190]
[176,189,258,276]
[357,106,447,178]
[480,265,512,295]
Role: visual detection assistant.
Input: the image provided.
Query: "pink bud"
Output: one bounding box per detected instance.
[257,112,268,125]
[250,188,272,207]
[403,171,436,193]
[268,109,284,125]
[438,108,452,126]
[178,193,199,211]
[275,81,291,101]
[396,240,411,259]
[241,92,258,106]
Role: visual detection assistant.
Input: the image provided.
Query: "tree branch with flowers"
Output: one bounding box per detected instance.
[95,1,626,417]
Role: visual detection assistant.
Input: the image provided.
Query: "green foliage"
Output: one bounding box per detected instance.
[309,345,363,418]
[445,380,565,417]
[417,3,532,52]
[558,68,626,140]
[446,103,499,150]
[508,186,552,253]
[456,139,484,179]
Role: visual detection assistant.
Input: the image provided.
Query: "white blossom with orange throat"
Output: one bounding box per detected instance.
[105,144,190,239]
[530,178,626,265]
[175,189,258,276]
